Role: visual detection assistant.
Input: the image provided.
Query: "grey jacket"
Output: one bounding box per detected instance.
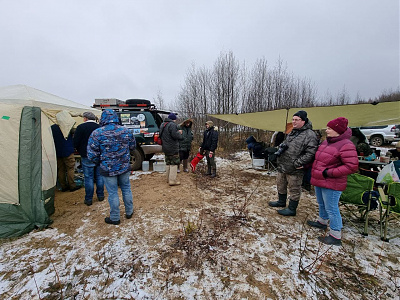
[276,121,318,174]
[160,118,183,156]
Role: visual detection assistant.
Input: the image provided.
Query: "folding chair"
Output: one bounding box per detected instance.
[339,173,376,236]
[377,182,400,242]
[264,147,278,172]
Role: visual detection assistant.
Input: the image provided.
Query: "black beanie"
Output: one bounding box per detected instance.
[293,110,308,122]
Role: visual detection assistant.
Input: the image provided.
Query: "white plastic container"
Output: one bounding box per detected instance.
[142,161,149,171]
[252,158,265,168]
[153,161,166,172]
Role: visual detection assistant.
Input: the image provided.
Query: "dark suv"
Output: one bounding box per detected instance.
[93,98,173,170]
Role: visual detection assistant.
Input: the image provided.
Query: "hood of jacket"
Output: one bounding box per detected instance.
[99,109,120,126]
[179,118,193,128]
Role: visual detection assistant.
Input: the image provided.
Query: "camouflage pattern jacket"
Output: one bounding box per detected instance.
[87,109,136,176]
[277,121,318,175]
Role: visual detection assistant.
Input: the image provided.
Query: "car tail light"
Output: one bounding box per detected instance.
[154,132,160,143]
[390,126,396,132]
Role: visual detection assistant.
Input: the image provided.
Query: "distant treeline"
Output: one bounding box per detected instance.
[156,51,399,151]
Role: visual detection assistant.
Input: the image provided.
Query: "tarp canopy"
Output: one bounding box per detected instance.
[210,101,400,131]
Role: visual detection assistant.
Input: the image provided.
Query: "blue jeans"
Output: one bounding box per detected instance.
[315,186,343,233]
[103,171,134,221]
[81,157,104,202]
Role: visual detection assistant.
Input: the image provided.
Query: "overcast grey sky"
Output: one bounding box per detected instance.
[1,0,399,108]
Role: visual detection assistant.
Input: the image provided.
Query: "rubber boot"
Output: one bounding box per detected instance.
[278,200,298,216]
[269,193,287,207]
[210,167,217,178]
[205,165,212,176]
[183,159,189,172]
[169,165,181,186]
[165,165,170,183]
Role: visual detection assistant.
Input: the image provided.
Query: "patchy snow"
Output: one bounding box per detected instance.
[0,151,399,299]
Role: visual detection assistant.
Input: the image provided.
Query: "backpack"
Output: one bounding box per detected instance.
[156,123,168,145]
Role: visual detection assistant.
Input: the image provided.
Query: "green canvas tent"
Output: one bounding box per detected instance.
[210,101,400,131]
[0,85,100,238]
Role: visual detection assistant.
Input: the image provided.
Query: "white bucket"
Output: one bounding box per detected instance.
[142,161,149,172]
[153,161,166,172]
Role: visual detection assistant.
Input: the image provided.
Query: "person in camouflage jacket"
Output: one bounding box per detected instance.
[269,110,318,216]
[87,109,136,225]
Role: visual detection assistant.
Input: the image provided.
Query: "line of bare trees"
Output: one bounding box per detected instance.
[157,51,399,151]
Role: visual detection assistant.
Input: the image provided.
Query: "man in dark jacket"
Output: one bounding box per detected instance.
[51,124,80,192]
[87,109,136,225]
[160,113,183,185]
[269,110,318,216]
[73,111,104,206]
[200,121,219,178]
[178,118,194,172]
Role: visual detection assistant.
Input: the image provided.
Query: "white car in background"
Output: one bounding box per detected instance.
[359,124,400,147]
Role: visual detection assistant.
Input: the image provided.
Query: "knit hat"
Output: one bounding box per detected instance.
[395,141,400,148]
[83,111,96,120]
[206,121,214,127]
[168,113,177,120]
[327,117,348,134]
[293,110,308,122]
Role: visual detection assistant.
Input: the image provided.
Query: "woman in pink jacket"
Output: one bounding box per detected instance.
[308,117,359,246]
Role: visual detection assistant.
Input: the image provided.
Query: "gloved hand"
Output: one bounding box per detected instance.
[323,168,329,178]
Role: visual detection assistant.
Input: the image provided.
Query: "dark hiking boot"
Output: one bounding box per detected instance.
[126,211,134,219]
[70,186,82,192]
[105,217,120,225]
[205,165,212,176]
[84,200,92,206]
[278,200,298,216]
[307,220,327,230]
[269,193,287,207]
[318,235,342,246]
[210,168,217,178]
[98,196,105,202]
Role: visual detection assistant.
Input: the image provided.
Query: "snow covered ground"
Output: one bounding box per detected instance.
[0,151,399,299]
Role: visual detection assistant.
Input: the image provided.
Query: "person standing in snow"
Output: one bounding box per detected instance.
[308,117,358,246]
[160,113,183,186]
[199,121,219,178]
[268,110,318,216]
[178,118,194,173]
[73,111,104,206]
[87,109,136,225]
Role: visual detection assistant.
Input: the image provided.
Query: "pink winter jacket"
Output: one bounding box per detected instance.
[310,128,359,191]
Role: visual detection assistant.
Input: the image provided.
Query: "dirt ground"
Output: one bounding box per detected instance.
[1,152,399,299]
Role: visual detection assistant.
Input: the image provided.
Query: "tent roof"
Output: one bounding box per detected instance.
[0,84,100,116]
[210,101,400,131]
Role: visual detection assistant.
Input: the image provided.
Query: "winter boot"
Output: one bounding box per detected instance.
[165,165,170,183]
[205,165,212,176]
[269,193,287,207]
[183,159,189,172]
[278,200,299,216]
[169,165,181,186]
[210,167,217,178]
